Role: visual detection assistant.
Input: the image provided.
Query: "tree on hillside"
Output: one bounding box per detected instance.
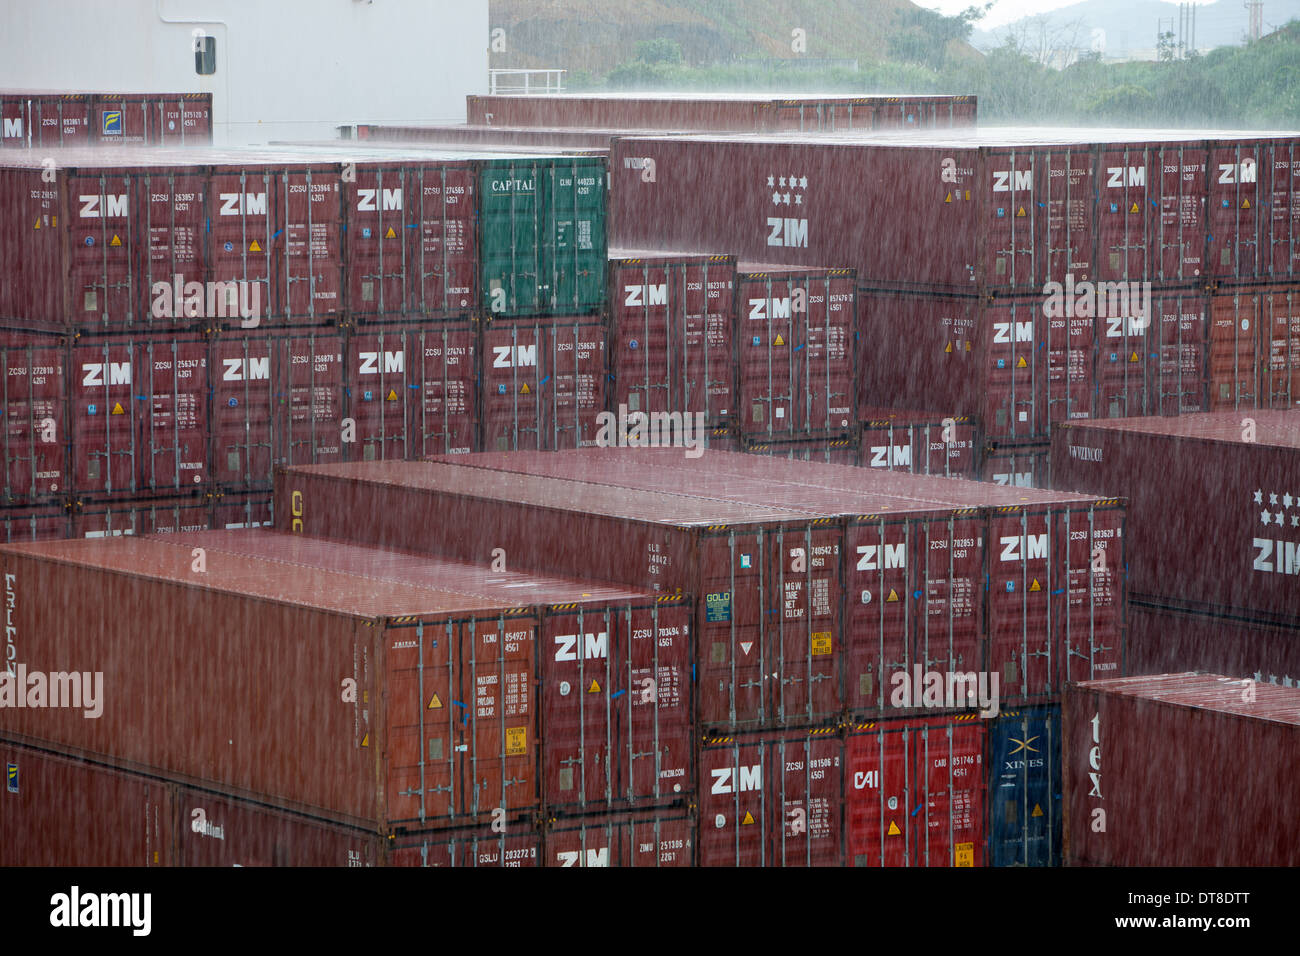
[888,3,991,70]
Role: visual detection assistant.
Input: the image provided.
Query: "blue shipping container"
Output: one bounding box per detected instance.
[988,706,1061,867]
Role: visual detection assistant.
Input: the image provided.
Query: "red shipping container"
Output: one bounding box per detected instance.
[1064,672,1300,866]
[0,91,212,148]
[543,809,695,866]
[70,495,211,538]
[31,93,93,147]
[1126,600,1300,687]
[0,507,69,542]
[342,158,477,319]
[210,491,273,530]
[859,408,979,478]
[158,94,213,145]
[388,826,540,867]
[358,123,643,150]
[1052,411,1300,624]
[844,714,985,867]
[480,316,606,451]
[1208,286,1300,411]
[698,728,843,866]
[0,330,67,504]
[608,250,737,427]
[736,265,855,439]
[740,433,861,466]
[979,442,1051,488]
[68,334,209,500]
[210,328,346,491]
[344,321,477,461]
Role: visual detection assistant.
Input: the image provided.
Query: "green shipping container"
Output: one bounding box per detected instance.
[479,156,607,317]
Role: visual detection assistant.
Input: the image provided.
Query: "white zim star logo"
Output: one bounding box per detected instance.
[766,172,810,206]
[1253,489,1300,528]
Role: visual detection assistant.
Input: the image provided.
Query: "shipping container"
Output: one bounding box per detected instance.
[1052,411,1300,624]
[1207,285,1300,411]
[479,315,606,451]
[69,494,211,538]
[543,808,695,866]
[987,706,1061,867]
[0,329,67,505]
[0,91,212,148]
[607,250,737,428]
[0,506,69,542]
[1126,600,1300,686]
[355,123,652,150]
[478,155,606,316]
[859,408,979,478]
[210,327,347,491]
[736,265,856,439]
[698,727,843,866]
[209,490,273,530]
[388,825,541,867]
[739,432,861,466]
[0,530,687,826]
[0,739,379,866]
[979,442,1050,488]
[610,129,1300,295]
[1064,672,1300,866]
[466,93,977,132]
[844,714,985,867]
[344,320,477,460]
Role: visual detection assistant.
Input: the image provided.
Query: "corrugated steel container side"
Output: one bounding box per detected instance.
[387,825,541,867]
[736,266,856,439]
[342,159,478,319]
[0,92,212,147]
[697,728,843,867]
[608,252,737,428]
[479,315,606,451]
[859,409,979,478]
[1207,285,1300,411]
[740,432,861,466]
[479,156,607,317]
[210,328,347,492]
[344,320,477,460]
[1064,673,1300,866]
[69,494,211,538]
[979,442,1050,488]
[844,715,986,867]
[155,93,213,145]
[68,333,210,500]
[209,491,273,530]
[1051,413,1300,624]
[1126,600,1300,685]
[0,506,69,542]
[543,808,696,866]
[0,329,67,504]
[987,705,1062,867]
[31,93,94,147]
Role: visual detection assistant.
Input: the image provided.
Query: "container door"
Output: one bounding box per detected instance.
[1153,143,1207,283]
[622,602,693,807]
[768,734,843,867]
[766,525,842,725]
[844,518,912,715]
[988,509,1055,703]
[698,740,767,866]
[140,337,209,494]
[384,621,458,826]
[914,717,985,867]
[211,331,276,491]
[844,725,911,866]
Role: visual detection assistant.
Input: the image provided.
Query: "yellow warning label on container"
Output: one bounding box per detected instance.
[886,589,899,602]
[965,341,972,351]
[506,726,527,756]
[1130,351,1140,362]
[1243,199,1251,209]
[1032,803,1044,817]
[110,234,121,247]
[955,842,974,867]
[33,219,40,230]
[773,333,786,346]
[1016,356,1027,368]
[1016,207,1026,217]
[588,678,601,694]
[1130,202,1139,214]
[110,402,124,415]
[386,389,397,401]
[964,190,970,201]
[887,820,901,836]
[385,226,396,238]
[811,632,832,656]
[741,811,755,825]
[1030,578,1041,592]
[520,383,531,394]
[52,216,56,228]
[944,341,953,353]
[944,192,952,203]
[249,239,262,252]
[428,693,442,709]
[361,733,369,748]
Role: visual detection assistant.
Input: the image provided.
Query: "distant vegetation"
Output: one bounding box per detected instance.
[571,8,1300,129]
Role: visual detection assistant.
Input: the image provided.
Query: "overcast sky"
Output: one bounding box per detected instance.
[918,0,1208,31]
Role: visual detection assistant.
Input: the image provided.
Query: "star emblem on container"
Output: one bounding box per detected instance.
[1254,490,1263,504]
[1270,492,1279,506]
[1261,510,1272,524]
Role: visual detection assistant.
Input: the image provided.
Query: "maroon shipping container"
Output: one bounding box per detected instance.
[1207,285,1300,411]
[610,130,1300,295]
[1052,411,1300,624]
[466,93,976,132]
[68,333,209,500]
[0,530,687,827]
[0,330,67,504]
[740,433,861,466]
[480,316,606,451]
[1064,672,1300,866]
[345,321,477,461]
[388,825,541,867]
[736,265,855,439]
[859,408,979,478]
[0,740,379,866]
[608,250,737,427]
[844,714,985,867]
[342,158,477,319]
[698,728,843,866]
[69,495,211,538]
[1126,600,1300,686]
[209,491,273,530]
[0,91,212,148]
[979,442,1050,488]
[356,123,649,151]
[0,506,69,542]
[543,809,695,866]
[210,328,346,491]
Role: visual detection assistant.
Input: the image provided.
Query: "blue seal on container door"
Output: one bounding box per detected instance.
[224,241,234,252]
[362,227,372,239]
[88,404,97,415]
[228,397,238,407]
[85,236,94,246]
[629,339,638,349]
[363,390,373,401]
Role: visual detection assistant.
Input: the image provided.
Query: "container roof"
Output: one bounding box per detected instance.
[618,126,1300,147]
[1063,411,1300,449]
[1078,672,1300,726]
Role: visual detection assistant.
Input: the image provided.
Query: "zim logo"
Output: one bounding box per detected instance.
[624,284,667,307]
[553,631,608,661]
[358,350,404,374]
[857,543,905,571]
[492,344,537,369]
[711,765,761,794]
[1000,534,1048,562]
[992,170,1033,193]
[2,117,21,138]
[222,357,270,381]
[766,217,808,248]
[219,192,268,216]
[79,194,128,218]
[1105,166,1145,188]
[1253,539,1300,575]
[82,362,131,387]
[1105,316,1147,338]
[868,445,910,468]
[357,187,402,211]
[749,297,792,320]
[1218,160,1257,184]
[993,321,1033,343]
[556,848,609,867]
